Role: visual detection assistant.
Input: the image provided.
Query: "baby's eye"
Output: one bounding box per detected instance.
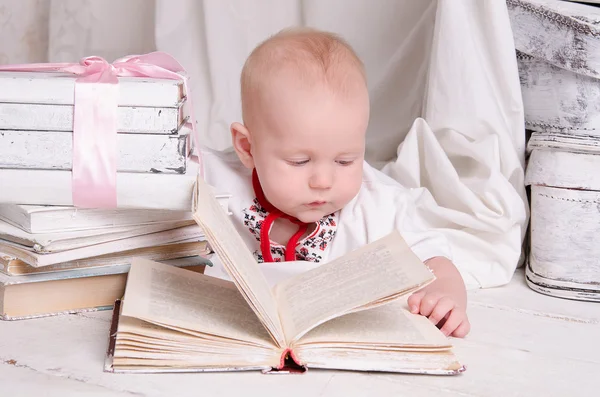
[336,160,354,166]
[288,159,309,166]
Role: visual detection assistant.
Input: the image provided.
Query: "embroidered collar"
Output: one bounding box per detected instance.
[247,169,337,263]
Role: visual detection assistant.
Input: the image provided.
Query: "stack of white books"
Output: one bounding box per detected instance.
[0,71,201,210]
[0,204,222,320]
[0,198,233,321]
[0,70,230,319]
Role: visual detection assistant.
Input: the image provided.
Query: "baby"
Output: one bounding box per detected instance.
[200,27,470,338]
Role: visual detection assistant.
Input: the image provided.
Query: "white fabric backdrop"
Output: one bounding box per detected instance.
[0,0,529,289]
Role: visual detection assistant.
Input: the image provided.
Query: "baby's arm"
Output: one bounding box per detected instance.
[408,256,470,338]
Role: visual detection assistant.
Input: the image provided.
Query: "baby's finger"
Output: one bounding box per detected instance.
[407,291,425,314]
[428,297,455,326]
[417,293,442,317]
[439,308,464,336]
[451,318,471,338]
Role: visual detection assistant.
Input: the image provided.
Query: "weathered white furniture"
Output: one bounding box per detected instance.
[508,0,600,300]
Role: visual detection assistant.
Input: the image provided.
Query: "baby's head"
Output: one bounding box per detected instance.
[231,28,369,223]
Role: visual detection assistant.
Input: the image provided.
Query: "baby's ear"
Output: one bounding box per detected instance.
[231,122,255,169]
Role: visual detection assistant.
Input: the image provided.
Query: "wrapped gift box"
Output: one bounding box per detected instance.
[0,70,190,173]
[0,54,200,210]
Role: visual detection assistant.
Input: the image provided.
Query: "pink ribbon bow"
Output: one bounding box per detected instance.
[0,52,199,208]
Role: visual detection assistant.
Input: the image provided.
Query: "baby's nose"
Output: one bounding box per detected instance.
[309,169,333,189]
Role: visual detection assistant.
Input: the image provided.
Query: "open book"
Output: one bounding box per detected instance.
[104,177,464,375]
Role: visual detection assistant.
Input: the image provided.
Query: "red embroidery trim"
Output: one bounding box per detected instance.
[252,169,309,262]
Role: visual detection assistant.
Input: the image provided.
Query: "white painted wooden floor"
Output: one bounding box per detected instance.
[1,268,598,397]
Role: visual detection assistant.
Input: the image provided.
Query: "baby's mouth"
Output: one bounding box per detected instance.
[306,201,327,208]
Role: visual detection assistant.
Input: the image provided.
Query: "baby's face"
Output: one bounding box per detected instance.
[250,80,369,223]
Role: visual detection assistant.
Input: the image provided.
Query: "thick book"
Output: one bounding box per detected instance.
[0,240,212,276]
[0,218,197,253]
[0,102,183,134]
[104,177,464,375]
[0,196,230,234]
[0,224,205,267]
[0,71,184,107]
[0,160,200,210]
[0,256,209,321]
[0,129,189,174]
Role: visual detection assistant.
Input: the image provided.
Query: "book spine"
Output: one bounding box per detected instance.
[0,131,188,174]
[262,348,307,374]
[0,73,184,107]
[103,299,122,372]
[0,162,199,210]
[0,305,111,321]
[0,103,183,134]
[0,282,4,316]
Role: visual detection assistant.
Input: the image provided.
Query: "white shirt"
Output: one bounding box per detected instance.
[200,147,453,280]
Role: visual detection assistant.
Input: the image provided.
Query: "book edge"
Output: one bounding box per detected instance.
[103,299,122,373]
[0,305,111,321]
[103,299,273,374]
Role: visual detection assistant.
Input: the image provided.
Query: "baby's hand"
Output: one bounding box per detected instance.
[407,257,471,338]
[408,289,470,337]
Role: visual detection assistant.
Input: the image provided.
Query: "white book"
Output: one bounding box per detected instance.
[0,242,212,276]
[0,256,206,284]
[0,196,230,234]
[0,71,184,107]
[0,224,205,267]
[0,102,183,134]
[0,161,200,210]
[0,130,189,173]
[0,218,198,253]
[0,255,210,321]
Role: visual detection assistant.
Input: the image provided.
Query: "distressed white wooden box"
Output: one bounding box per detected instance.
[509,0,600,300]
[0,71,198,210]
[508,0,600,134]
[526,135,600,302]
[0,71,190,174]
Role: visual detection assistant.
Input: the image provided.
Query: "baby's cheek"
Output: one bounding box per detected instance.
[340,174,362,202]
[265,184,300,208]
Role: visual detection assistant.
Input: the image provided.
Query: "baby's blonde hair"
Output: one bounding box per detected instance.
[240,27,366,126]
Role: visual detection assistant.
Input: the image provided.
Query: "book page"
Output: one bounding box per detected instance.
[121,258,275,348]
[116,316,276,359]
[192,177,286,348]
[273,231,435,343]
[292,302,462,376]
[295,347,462,375]
[294,299,450,348]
